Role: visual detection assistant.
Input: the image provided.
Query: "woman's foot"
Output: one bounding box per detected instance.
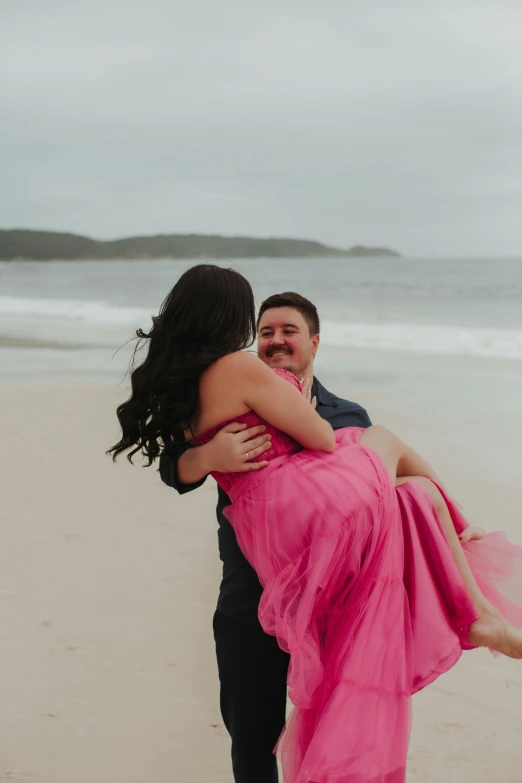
[469,611,522,658]
[459,525,486,544]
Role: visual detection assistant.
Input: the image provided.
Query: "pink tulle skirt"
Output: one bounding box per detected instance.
[224,427,522,783]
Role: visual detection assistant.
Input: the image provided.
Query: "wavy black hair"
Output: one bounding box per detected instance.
[108,264,256,465]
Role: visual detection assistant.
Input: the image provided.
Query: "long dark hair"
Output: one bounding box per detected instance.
[108,264,256,465]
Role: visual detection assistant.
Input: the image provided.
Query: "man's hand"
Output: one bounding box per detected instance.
[176,422,271,485]
[203,422,272,473]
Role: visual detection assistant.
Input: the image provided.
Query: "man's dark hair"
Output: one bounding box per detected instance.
[257,292,320,336]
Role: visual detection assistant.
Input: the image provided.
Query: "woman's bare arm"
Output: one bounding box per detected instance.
[226,352,335,452]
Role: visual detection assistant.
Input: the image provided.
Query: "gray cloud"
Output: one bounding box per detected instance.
[2,0,522,255]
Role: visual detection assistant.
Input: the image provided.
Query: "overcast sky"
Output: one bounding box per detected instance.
[2,0,522,256]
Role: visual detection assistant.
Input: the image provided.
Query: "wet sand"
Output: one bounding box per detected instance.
[1,352,522,781]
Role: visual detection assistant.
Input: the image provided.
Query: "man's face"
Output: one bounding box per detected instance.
[257,306,319,379]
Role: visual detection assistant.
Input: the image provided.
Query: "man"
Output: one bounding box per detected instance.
[159,293,371,783]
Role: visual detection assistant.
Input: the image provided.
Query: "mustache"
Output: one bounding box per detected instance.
[266,347,293,357]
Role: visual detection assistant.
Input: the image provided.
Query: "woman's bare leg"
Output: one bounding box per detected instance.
[360,426,522,658]
[395,476,491,610]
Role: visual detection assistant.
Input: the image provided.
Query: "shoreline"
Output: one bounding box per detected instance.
[1,338,522,373]
[0,334,106,350]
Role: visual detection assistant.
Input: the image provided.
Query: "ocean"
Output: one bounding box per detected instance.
[4,258,521,782]
[1,256,522,381]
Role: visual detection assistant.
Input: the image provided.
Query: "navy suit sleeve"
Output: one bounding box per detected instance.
[323,401,372,431]
[158,443,208,495]
[356,407,372,428]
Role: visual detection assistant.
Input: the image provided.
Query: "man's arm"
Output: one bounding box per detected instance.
[159,442,205,494]
[159,422,272,494]
[356,407,372,428]
[323,400,372,432]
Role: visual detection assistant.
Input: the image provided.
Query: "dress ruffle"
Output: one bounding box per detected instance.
[224,428,522,782]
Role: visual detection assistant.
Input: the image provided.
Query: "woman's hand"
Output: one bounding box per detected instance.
[301,378,317,409]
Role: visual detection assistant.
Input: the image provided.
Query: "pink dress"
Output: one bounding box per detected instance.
[192,369,522,783]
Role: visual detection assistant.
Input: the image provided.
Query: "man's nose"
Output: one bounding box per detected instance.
[270,333,286,345]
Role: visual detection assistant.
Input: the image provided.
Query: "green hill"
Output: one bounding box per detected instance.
[0,229,401,261]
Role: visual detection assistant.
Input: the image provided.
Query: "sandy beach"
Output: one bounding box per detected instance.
[1,350,522,782]
[3,0,522,775]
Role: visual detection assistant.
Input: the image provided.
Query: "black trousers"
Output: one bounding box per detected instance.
[213,610,290,783]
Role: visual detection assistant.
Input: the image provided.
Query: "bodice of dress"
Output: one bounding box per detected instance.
[190,368,303,494]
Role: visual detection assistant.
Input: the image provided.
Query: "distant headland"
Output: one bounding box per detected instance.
[0,229,401,261]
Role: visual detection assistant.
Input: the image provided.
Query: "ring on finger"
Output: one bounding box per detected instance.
[245,451,249,461]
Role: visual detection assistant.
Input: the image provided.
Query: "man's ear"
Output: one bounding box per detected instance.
[311,333,320,357]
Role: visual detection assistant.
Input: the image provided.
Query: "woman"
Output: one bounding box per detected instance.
[109,264,522,783]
